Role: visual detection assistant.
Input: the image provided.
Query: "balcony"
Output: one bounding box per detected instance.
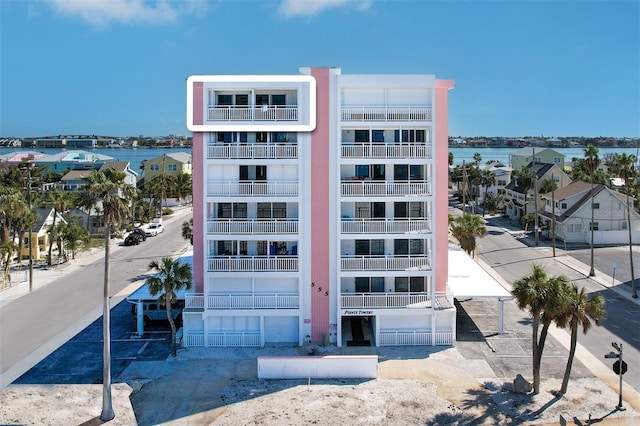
[341,144,432,159]
[340,255,431,271]
[207,255,298,272]
[185,292,299,310]
[207,181,298,197]
[207,106,298,122]
[341,293,431,309]
[341,180,431,197]
[341,218,431,234]
[341,106,432,122]
[207,143,298,159]
[207,219,299,234]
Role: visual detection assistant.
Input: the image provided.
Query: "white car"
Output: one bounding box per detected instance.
[145,223,165,236]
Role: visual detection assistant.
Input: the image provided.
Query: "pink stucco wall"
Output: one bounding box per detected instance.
[192,103,204,293]
[192,82,203,126]
[310,68,331,342]
[435,80,455,292]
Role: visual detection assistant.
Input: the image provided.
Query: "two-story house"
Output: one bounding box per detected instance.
[509,147,565,171]
[184,68,456,348]
[539,182,640,244]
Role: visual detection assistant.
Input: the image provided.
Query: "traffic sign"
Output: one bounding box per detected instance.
[605,352,619,359]
[613,360,628,375]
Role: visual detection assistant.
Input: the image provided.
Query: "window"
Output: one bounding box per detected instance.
[354,130,369,143]
[394,202,423,218]
[394,129,426,143]
[372,202,385,219]
[257,203,286,218]
[355,165,369,178]
[235,94,248,106]
[150,164,159,171]
[592,203,600,209]
[256,94,269,106]
[410,165,424,180]
[218,203,247,219]
[273,132,288,142]
[271,94,286,106]
[168,164,177,172]
[355,240,384,256]
[394,165,408,180]
[256,132,268,143]
[372,164,385,180]
[561,203,567,209]
[590,222,599,231]
[355,277,385,293]
[218,94,232,106]
[218,240,236,256]
[372,130,384,142]
[217,132,232,143]
[394,239,425,255]
[394,277,426,292]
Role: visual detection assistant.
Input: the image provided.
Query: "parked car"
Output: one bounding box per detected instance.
[124,233,143,246]
[131,228,147,241]
[145,223,165,236]
[131,300,185,326]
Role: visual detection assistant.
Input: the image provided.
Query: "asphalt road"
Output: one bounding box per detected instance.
[0,210,191,389]
[473,213,640,392]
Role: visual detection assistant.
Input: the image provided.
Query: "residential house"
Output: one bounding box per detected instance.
[184,68,456,348]
[505,162,572,220]
[33,150,114,174]
[538,182,640,244]
[18,208,67,262]
[475,162,512,207]
[509,147,564,171]
[141,152,192,181]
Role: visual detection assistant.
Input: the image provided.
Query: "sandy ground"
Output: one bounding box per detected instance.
[0,375,637,425]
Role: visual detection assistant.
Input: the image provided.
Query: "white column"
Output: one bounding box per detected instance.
[136,301,144,336]
[431,312,436,346]
[498,299,504,334]
[260,316,265,347]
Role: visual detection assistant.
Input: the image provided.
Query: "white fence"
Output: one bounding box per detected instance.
[258,355,378,379]
[378,330,453,346]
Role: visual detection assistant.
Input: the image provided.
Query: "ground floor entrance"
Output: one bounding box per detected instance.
[341,316,375,347]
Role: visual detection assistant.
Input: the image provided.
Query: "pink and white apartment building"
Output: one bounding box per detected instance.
[184,67,456,348]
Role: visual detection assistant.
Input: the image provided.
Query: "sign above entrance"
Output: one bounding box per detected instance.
[343,310,373,316]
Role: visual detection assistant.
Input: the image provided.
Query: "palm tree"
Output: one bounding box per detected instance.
[512,166,534,220]
[173,172,193,206]
[479,170,497,216]
[146,257,193,357]
[583,145,600,277]
[512,264,569,394]
[450,213,487,257]
[611,153,638,298]
[555,284,606,394]
[81,168,131,421]
[182,217,193,245]
[45,189,72,265]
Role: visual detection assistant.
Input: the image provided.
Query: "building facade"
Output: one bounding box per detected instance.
[184,68,455,348]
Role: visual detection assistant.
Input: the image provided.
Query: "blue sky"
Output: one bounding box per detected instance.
[1,0,638,138]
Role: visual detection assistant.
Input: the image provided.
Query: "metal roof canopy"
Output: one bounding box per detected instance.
[448,246,513,334]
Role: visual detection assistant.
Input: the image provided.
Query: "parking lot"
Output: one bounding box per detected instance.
[15,299,172,385]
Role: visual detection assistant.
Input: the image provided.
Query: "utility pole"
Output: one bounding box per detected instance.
[551,173,556,257]
[532,148,539,246]
[27,165,33,292]
[462,160,468,214]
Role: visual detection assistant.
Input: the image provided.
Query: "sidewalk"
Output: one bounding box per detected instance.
[0,205,193,308]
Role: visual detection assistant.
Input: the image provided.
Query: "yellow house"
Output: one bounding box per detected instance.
[141,152,192,181]
[19,208,67,261]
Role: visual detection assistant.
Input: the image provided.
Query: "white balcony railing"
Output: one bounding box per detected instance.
[341,144,432,159]
[207,144,298,159]
[206,293,299,309]
[341,181,431,197]
[378,330,453,346]
[207,219,298,234]
[340,255,430,271]
[341,219,431,234]
[207,331,261,347]
[341,106,432,122]
[207,256,298,272]
[207,181,298,197]
[207,106,298,122]
[341,293,431,309]
[185,294,205,309]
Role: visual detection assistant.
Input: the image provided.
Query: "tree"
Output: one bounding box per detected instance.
[512,166,534,220]
[611,153,638,298]
[479,170,497,217]
[45,189,72,266]
[555,284,605,394]
[58,220,90,260]
[173,172,193,205]
[448,152,454,167]
[182,217,193,245]
[583,145,600,277]
[512,264,570,394]
[539,178,559,252]
[146,257,193,357]
[81,168,131,421]
[450,213,487,257]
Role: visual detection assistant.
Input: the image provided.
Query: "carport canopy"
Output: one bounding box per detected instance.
[126,252,193,336]
[448,246,513,334]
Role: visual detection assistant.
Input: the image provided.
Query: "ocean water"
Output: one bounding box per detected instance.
[1,146,637,174]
